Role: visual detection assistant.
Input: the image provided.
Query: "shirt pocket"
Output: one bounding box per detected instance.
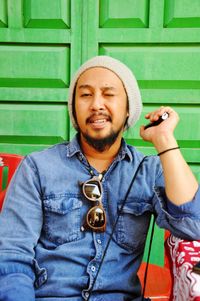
[115,201,152,252]
[42,194,83,246]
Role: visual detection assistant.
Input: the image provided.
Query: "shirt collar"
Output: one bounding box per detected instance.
[66,134,133,162]
[66,134,83,157]
[117,138,133,162]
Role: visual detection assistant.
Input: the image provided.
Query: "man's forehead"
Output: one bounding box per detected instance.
[78,84,117,90]
[79,66,115,75]
[76,67,125,87]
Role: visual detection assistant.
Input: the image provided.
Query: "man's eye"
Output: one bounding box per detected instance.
[105,94,114,97]
[81,93,91,97]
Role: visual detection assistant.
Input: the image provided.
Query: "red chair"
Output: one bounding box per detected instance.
[165,234,200,300]
[0,153,23,211]
[138,230,172,300]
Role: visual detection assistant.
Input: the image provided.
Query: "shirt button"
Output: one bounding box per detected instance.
[91,265,96,272]
[84,292,89,299]
[97,239,102,244]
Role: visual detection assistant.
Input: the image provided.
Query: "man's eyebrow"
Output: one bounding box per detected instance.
[102,86,116,91]
[78,84,92,89]
[78,85,117,91]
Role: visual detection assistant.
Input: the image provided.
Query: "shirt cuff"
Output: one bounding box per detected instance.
[166,186,200,218]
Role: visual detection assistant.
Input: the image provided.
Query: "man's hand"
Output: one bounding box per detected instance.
[140,106,179,150]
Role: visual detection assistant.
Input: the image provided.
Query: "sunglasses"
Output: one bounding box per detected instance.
[81,176,106,232]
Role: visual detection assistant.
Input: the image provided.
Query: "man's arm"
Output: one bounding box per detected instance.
[0,274,35,301]
[140,106,199,206]
[0,156,43,301]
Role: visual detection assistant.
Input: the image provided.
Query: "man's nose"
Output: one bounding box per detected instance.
[90,93,105,110]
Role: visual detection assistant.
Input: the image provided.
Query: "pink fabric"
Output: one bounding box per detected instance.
[166,235,200,301]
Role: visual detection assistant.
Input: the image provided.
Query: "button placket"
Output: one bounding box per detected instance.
[93,232,104,260]
[82,182,106,299]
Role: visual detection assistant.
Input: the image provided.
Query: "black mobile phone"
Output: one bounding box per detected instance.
[144,112,169,129]
[192,261,200,275]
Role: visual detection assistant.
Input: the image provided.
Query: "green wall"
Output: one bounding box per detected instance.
[0,0,200,265]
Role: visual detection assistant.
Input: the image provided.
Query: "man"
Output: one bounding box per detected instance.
[0,56,199,301]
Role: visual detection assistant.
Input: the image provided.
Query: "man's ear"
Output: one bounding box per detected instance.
[124,115,129,128]
[72,84,77,122]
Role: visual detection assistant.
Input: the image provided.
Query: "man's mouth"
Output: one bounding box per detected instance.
[87,115,111,125]
[90,118,107,124]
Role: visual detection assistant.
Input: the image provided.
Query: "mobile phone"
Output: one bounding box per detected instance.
[192,261,200,275]
[144,112,169,130]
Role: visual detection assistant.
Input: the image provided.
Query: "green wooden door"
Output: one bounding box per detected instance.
[0,0,200,265]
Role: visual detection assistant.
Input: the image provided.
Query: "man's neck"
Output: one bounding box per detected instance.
[80,135,122,173]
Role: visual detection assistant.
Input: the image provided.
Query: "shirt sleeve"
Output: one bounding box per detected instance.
[166,186,200,218]
[0,274,35,301]
[152,158,200,240]
[0,155,43,300]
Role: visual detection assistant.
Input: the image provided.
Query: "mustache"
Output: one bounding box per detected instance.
[86,113,112,124]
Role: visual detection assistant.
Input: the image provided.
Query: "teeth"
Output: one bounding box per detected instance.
[93,119,106,124]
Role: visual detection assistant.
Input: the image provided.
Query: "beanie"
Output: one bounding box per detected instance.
[68,55,142,130]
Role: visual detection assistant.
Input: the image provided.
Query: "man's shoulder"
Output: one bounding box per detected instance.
[125,143,146,162]
[26,142,69,164]
[125,143,161,168]
[33,141,68,154]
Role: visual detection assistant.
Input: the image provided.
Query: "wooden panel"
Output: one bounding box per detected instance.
[97,0,200,43]
[0,104,69,155]
[0,0,71,43]
[99,45,200,82]
[0,45,69,88]
[99,0,149,28]
[24,0,70,29]
[0,0,7,28]
[0,45,70,101]
[0,87,68,102]
[164,0,200,28]
[99,45,200,104]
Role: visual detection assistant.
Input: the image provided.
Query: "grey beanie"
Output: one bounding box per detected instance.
[68,55,142,130]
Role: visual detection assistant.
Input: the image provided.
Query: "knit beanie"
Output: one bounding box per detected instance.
[68,55,142,130]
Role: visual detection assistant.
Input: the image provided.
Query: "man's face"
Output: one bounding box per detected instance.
[74,67,128,151]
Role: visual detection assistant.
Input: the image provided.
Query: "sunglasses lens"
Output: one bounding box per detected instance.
[87,207,105,228]
[84,182,101,200]
[82,177,106,232]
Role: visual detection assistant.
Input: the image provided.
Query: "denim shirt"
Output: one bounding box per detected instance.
[0,135,200,301]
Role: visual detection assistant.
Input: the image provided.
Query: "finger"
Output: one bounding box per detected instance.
[159,106,174,116]
[148,106,173,122]
[139,125,145,137]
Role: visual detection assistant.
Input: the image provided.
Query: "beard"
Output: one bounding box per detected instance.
[76,111,128,152]
[81,128,122,152]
